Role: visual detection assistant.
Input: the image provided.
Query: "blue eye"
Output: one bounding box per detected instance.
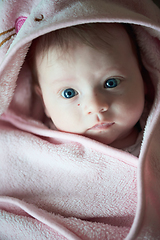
[104,78,120,88]
[61,88,78,98]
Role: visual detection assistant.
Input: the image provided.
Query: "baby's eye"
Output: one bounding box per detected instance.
[61,88,78,98]
[104,78,120,89]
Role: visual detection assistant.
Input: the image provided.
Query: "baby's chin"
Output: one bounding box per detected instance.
[83,126,139,149]
[55,126,116,145]
[82,131,114,146]
[53,124,138,149]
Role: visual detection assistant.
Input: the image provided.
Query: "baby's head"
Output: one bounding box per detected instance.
[28,23,145,149]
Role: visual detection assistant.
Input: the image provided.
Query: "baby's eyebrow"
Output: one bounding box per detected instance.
[50,77,74,85]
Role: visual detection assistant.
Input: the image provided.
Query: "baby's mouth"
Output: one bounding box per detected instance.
[89,122,115,131]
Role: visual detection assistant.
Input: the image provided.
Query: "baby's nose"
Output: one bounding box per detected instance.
[84,94,109,115]
[87,106,108,115]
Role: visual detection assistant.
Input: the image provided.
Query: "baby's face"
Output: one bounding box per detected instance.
[36,24,145,149]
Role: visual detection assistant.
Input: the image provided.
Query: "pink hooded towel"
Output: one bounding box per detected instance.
[0,0,160,239]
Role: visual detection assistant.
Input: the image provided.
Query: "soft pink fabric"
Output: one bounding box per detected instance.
[0,0,160,239]
[15,16,28,34]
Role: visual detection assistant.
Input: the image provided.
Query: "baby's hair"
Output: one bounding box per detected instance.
[27,23,139,87]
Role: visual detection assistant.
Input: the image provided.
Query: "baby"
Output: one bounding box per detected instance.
[28,23,146,152]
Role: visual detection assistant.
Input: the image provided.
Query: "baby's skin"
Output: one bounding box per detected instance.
[35,24,145,149]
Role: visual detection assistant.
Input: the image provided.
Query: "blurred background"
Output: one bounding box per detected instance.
[153,0,160,8]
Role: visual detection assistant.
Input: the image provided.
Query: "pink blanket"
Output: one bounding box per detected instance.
[1,0,160,239]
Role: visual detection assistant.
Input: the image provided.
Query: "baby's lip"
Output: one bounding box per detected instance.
[89,122,115,130]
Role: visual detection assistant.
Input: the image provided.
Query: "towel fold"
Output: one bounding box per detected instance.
[0,0,160,239]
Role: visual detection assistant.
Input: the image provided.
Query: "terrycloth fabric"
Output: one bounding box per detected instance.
[0,0,160,239]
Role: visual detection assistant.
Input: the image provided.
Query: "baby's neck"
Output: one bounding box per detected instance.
[109,126,139,150]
